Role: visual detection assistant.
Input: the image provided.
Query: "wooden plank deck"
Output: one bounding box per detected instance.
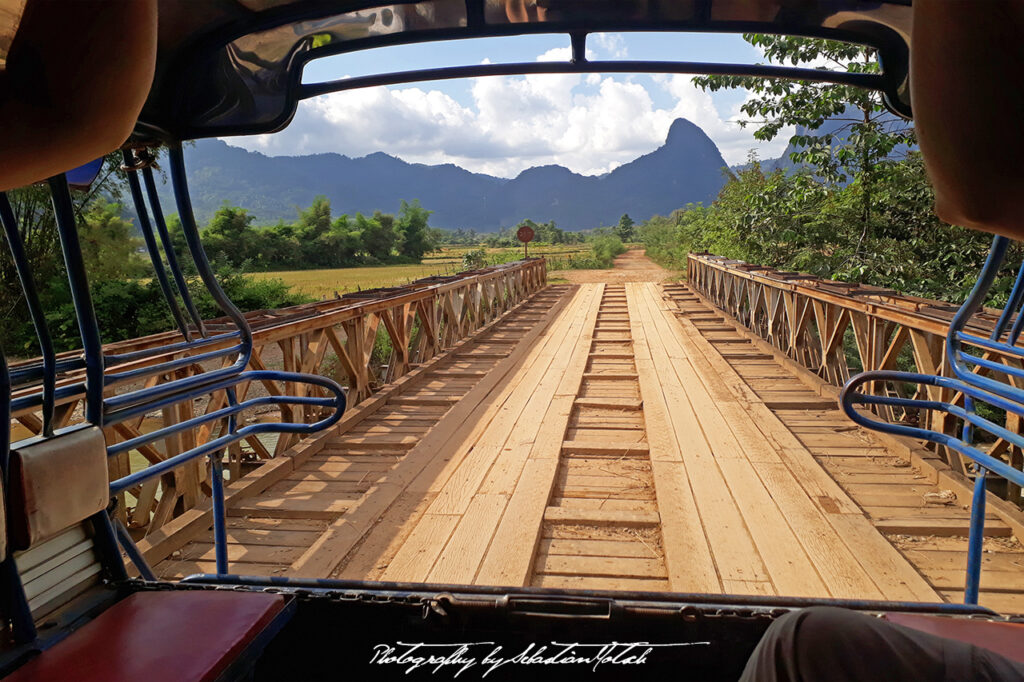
[660,281,1024,614]
[151,279,1024,614]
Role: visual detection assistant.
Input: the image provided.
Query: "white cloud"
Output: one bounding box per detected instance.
[592,33,628,59]
[232,61,793,177]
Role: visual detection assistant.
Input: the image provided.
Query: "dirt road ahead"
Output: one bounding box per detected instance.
[548,248,675,284]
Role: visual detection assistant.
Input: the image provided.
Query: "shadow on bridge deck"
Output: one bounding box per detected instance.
[148,277,1024,614]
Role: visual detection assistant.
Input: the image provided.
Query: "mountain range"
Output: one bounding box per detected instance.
[162,118,732,232]
[742,106,914,175]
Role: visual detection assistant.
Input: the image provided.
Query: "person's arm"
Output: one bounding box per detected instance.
[911,0,1024,240]
[0,0,156,192]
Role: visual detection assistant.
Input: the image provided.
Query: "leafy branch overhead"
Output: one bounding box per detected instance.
[641,35,1010,309]
[693,34,916,184]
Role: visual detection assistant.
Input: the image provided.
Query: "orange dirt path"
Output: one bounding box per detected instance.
[548,248,675,284]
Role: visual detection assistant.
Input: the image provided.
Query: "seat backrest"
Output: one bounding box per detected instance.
[883,613,1024,664]
[6,427,110,623]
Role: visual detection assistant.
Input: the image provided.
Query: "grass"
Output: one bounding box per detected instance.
[253,245,592,299]
[253,263,460,299]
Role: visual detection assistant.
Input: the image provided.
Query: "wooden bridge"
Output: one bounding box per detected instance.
[15,253,1024,613]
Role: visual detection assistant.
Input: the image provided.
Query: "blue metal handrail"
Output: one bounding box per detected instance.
[0,348,37,644]
[107,369,346,577]
[841,234,1024,606]
[2,157,348,586]
[96,145,254,412]
[104,146,345,577]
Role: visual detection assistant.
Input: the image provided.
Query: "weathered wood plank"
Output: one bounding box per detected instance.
[287,287,576,577]
[537,555,668,579]
[542,508,660,526]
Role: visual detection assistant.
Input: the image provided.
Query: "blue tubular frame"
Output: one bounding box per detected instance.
[167,142,252,357]
[108,372,345,576]
[104,146,346,576]
[2,155,347,586]
[68,141,260,419]
[114,518,156,582]
[49,176,106,426]
[141,164,206,336]
[0,193,57,436]
[98,147,255,408]
[841,235,1024,606]
[121,150,192,341]
[107,375,345,492]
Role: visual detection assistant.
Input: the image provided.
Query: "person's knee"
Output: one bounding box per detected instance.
[741,607,880,682]
[759,607,862,653]
[786,606,874,655]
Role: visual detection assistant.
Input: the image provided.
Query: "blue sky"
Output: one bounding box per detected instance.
[228,32,794,177]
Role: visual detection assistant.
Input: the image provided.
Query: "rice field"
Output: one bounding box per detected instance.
[251,245,591,299]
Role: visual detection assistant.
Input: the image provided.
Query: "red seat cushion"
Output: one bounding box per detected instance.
[7,590,288,682]
[883,613,1024,663]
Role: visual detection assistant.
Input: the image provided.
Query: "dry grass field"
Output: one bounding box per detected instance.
[252,245,592,299]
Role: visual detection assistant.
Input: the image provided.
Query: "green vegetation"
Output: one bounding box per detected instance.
[615,214,635,242]
[0,162,313,353]
[641,35,1009,305]
[590,235,628,268]
[194,197,437,271]
[461,248,487,270]
[458,219,586,247]
[694,33,916,247]
[640,155,1000,302]
[0,157,603,354]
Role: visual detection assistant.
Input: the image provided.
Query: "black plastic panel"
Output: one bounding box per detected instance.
[138,0,912,142]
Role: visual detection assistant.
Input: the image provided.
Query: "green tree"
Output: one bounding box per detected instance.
[639,151,1001,304]
[0,154,129,349]
[325,214,362,264]
[297,195,332,238]
[297,197,341,267]
[591,235,626,268]
[202,204,257,267]
[257,223,301,269]
[78,198,146,280]
[616,214,635,242]
[164,213,189,262]
[357,212,397,262]
[694,35,916,255]
[396,200,433,260]
[638,212,692,268]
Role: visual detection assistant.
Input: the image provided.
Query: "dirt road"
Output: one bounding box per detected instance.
[548,248,675,284]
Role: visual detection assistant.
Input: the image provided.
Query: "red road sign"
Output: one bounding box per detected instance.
[516,225,535,243]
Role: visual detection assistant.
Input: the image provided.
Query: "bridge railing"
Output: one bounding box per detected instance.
[8,258,547,536]
[687,252,1023,507]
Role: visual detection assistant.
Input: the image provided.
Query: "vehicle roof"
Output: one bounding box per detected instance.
[136,0,912,143]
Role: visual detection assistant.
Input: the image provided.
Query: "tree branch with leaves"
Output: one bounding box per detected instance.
[694,35,916,256]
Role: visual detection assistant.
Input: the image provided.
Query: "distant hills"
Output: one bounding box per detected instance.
[161,118,732,231]
[738,106,914,175]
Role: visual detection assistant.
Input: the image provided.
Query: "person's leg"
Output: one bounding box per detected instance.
[740,607,1024,682]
